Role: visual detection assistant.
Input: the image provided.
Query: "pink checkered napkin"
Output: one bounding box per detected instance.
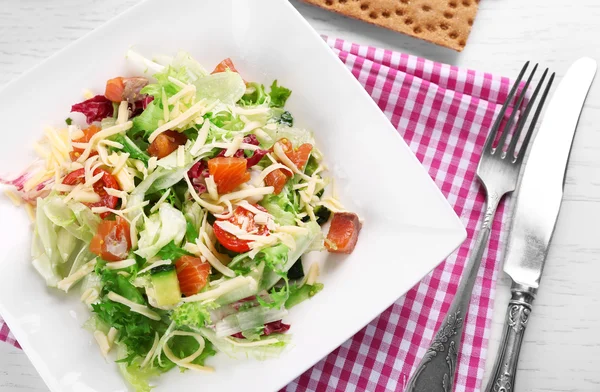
[282,38,516,392]
[0,37,516,392]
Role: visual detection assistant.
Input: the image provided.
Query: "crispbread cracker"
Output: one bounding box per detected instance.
[303,0,479,51]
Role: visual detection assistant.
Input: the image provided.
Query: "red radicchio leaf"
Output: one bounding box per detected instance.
[243,134,259,146]
[142,95,154,109]
[128,95,154,118]
[231,320,290,339]
[188,160,210,194]
[245,148,269,168]
[71,95,114,124]
[263,320,291,336]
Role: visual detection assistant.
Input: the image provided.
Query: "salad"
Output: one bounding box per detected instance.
[0,50,361,391]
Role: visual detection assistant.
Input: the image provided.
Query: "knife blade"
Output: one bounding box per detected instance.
[503,57,597,291]
[484,58,596,392]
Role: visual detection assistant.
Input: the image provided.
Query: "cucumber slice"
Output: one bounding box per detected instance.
[150,265,181,307]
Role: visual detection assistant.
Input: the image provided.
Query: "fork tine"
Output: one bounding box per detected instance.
[496,64,538,155]
[506,68,549,160]
[483,62,529,154]
[514,72,556,163]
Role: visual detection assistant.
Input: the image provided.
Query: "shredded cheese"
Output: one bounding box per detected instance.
[57,259,97,292]
[107,328,118,346]
[107,291,161,320]
[213,199,233,220]
[224,337,281,347]
[148,100,206,143]
[205,175,219,200]
[219,186,274,202]
[224,134,243,157]
[25,204,35,222]
[201,232,231,265]
[168,84,196,105]
[182,276,256,303]
[4,189,22,206]
[138,260,171,275]
[305,263,320,286]
[190,120,210,156]
[104,259,137,270]
[93,331,111,358]
[77,121,133,163]
[150,189,171,213]
[183,173,224,214]
[116,101,129,124]
[194,239,235,278]
[176,145,185,167]
[80,288,99,306]
[254,164,293,187]
[140,332,160,368]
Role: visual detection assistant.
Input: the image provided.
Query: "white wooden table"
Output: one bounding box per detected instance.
[1,1,599,391]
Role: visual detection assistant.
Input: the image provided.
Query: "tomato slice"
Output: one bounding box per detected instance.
[90,217,131,261]
[176,255,211,297]
[62,167,120,218]
[208,157,251,194]
[70,125,101,161]
[148,130,187,159]
[213,205,269,253]
[105,77,125,103]
[274,138,313,176]
[211,58,239,75]
[264,169,288,195]
[325,212,362,254]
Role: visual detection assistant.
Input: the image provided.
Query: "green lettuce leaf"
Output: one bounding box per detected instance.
[269,80,292,108]
[112,134,150,164]
[136,203,187,260]
[115,343,161,392]
[132,99,164,138]
[195,71,246,106]
[156,240,192,261]
[240,82,267,106]
[260,183,298,226]
[285,282,324,309]
[262,221,321,289]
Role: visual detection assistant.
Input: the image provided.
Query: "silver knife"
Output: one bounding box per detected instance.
[485,57,597,392]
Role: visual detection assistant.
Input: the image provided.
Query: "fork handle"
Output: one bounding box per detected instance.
[484,287,535,392]
[405,193,502,392]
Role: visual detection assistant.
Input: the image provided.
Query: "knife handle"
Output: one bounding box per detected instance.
[484,287,535,392]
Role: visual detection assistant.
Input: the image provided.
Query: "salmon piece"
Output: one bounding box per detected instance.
[264,169,288,194]
[175,256,211,297]
[70,125,101,161]
[212,58,240,75]
[290,143,313,171]
[326,212,362,254]
[148,130,187,159]
[105,77,125,102]
[208,157,251,194]
[274,138,313,176]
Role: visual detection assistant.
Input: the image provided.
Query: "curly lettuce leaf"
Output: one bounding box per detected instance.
[171,302,218,328]
[268,80,292,108]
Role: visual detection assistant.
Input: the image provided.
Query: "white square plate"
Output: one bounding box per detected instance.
[0,0,466,391]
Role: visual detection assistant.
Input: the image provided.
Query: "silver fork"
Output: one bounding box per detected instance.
[405,62,555,392]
